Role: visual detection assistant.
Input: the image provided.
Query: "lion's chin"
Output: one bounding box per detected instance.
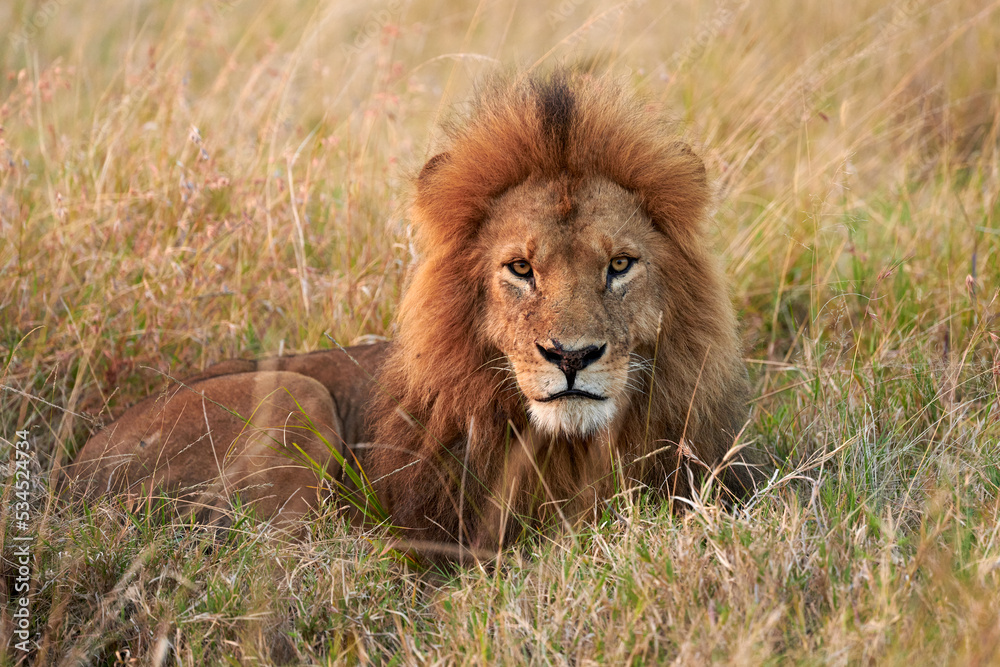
[528,397,617,439]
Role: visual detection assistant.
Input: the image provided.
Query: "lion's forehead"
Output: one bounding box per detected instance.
[484,176,651,263]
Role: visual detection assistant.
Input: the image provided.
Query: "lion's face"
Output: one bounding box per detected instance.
[477,175,667,438]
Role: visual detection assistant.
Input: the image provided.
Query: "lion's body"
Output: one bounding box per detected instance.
[66,345,387,527]
[69,72,761,551]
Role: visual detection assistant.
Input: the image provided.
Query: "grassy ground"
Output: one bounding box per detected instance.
[2,0,999,663]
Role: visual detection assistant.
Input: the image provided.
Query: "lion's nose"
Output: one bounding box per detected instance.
[536,341,606,390]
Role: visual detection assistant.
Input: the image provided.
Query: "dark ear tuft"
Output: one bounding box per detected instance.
[670,141,706,182]
[418,152,450,185]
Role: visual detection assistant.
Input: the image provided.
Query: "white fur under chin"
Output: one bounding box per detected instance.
[528,398,617,438]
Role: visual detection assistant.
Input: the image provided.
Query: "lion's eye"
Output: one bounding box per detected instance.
[608,256,634,277]
[507,260,533,278]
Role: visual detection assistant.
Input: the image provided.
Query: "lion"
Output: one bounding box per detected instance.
[67,72,761,551]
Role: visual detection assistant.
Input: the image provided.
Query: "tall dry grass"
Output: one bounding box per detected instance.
[1,0,999,663]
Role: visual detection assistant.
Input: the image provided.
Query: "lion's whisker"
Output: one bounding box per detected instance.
[472,355,511,375]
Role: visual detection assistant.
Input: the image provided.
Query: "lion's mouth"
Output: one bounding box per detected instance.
[535,389,607,402]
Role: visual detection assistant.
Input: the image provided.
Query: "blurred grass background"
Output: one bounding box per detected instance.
[1,0,999,663]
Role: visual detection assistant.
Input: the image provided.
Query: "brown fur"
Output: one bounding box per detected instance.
[185,342,389,446]
[364,71,762,555]
[66,344,388,528]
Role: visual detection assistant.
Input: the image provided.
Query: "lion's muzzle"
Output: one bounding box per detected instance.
[517,338,624,437]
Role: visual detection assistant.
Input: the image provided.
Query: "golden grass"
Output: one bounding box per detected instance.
[1,0,999,663]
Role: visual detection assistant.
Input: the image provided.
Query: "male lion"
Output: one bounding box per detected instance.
[67,72,761,551]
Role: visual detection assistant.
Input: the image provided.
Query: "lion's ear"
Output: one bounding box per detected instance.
[669,141,706,183]
[418,152,450,187]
